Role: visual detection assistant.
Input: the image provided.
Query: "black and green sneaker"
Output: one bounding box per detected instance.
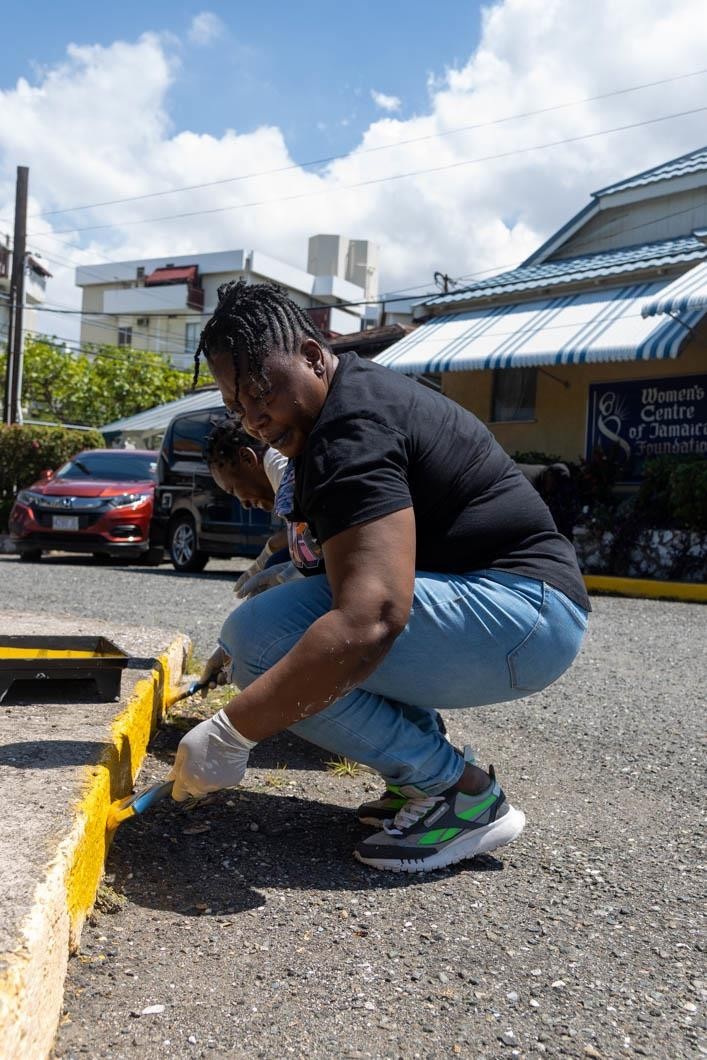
[353,766,525,873]
[357,784,410,827]
[357,743,474,828]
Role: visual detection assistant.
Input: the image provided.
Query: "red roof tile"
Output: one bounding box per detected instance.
[145,265,198,285]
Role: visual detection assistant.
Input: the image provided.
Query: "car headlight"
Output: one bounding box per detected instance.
[15,490,44,506]
[107,492,152,509]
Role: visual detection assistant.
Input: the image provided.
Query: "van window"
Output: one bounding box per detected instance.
[171,412,222,459]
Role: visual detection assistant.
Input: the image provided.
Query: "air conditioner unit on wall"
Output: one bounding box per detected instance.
[136,317,149,327]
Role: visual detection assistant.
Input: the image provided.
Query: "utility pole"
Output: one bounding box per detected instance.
[3,166,29,424]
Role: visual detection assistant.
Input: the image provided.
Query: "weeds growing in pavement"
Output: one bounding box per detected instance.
[326,755,363,778]
[265,765,290,789]
[94,882,127,914]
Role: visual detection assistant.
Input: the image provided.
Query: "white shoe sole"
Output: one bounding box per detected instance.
[353,806,526,873]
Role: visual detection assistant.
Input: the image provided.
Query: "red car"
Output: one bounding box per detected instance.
[9,448,161,563]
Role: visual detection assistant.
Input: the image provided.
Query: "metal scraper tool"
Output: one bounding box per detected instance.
[106,677,207,830]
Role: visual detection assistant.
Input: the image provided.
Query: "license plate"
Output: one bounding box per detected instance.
[52,515,79,530]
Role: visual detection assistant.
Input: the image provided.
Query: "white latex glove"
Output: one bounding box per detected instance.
[199,645,232,697]
[233,541,273,596]
[168,709,256,802]
[238,561,303,599]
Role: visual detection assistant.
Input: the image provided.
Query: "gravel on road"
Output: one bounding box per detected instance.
[1,556,704,1059]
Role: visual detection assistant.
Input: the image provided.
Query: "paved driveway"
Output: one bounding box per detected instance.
[1,555,704,1059]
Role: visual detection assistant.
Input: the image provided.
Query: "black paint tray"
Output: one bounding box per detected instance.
[0,635,128,704]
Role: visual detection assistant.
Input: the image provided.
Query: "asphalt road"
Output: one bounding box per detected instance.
[0,552,249,660]
[1,555,705,1059]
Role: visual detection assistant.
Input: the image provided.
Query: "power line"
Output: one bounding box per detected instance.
[22,238,451,341]
[21,178,707,315]
[25,195,707,326]
[31,287,204,350]
[31,106,707,238]
[26,329,172,358]
[21,188,707,327]
[29,241,444,306]
[24,328,201,367]
[38,311,199,356]
[419,200,707,306]
[14,66,707,222]
[23,228,460,316]
[30,236,483,312]
[26,235,442,314]
[24,238,205,311]
[28,296,693,367]
[551,199,707,256]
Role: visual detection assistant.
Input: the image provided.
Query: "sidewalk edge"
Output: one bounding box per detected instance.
[584,574,707,603]
[0,632,190,1060]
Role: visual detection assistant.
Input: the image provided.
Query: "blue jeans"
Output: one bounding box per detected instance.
[220,569,588,795]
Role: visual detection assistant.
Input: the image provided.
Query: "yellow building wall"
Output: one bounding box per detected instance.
[441,328,707,461]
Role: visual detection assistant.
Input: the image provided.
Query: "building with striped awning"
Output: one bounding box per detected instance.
[375,147,707,481]
[378,282,702,374]
[641,258,707,318]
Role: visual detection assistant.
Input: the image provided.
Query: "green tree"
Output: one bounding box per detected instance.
[0,338,196,427]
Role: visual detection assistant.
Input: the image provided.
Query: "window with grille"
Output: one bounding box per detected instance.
[117,326,133,348]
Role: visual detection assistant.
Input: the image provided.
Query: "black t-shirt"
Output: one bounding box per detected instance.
[292,353,590,611]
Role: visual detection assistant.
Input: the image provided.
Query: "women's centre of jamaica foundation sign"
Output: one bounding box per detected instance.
[586,373,707,482]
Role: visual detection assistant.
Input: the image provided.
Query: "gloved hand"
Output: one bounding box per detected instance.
[199,645,232,697]
[168,709,256,802]
[233,541,273,596]
[238,561,303,600]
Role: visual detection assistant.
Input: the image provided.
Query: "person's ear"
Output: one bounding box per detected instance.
[300,338,326,377]
[238,446,260,468]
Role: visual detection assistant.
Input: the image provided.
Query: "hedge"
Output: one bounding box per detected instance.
[511,448,707,534]
[0,424,105,532]
[633,455,707,533]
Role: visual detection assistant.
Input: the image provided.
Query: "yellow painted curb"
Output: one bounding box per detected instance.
[0,633,189,1060]
[584,574,707,603]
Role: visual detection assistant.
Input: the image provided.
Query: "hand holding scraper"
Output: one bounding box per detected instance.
[106,677,209,831]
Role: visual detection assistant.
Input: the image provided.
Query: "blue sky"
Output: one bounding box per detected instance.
[1,0,705,341]
[0,1,483,162]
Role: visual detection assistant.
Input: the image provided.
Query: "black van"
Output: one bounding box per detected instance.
[152,404,278,572]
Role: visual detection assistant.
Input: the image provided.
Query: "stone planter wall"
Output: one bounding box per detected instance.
[573,526,707,582]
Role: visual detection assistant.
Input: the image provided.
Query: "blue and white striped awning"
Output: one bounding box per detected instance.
[375,281,704,374]
[640,261,707,318]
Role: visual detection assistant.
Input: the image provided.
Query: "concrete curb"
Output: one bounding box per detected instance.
[584,574,707,603]
[0,633,190,1060]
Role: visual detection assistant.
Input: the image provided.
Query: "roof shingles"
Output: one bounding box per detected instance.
[424,235,707,308]
[596,146,707,197]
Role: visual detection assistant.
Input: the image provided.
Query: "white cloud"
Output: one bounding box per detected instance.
[188,11,224,46]
[371,90,402,113]
[0,1,705,345]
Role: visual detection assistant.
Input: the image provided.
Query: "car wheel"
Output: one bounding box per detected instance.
[18,549,42,562]
[168,514,209,573]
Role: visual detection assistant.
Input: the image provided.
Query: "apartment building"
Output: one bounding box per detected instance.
[75,235,378,371]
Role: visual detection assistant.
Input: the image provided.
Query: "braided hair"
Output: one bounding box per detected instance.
[204,415,266,469]
[193,279,327,393]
